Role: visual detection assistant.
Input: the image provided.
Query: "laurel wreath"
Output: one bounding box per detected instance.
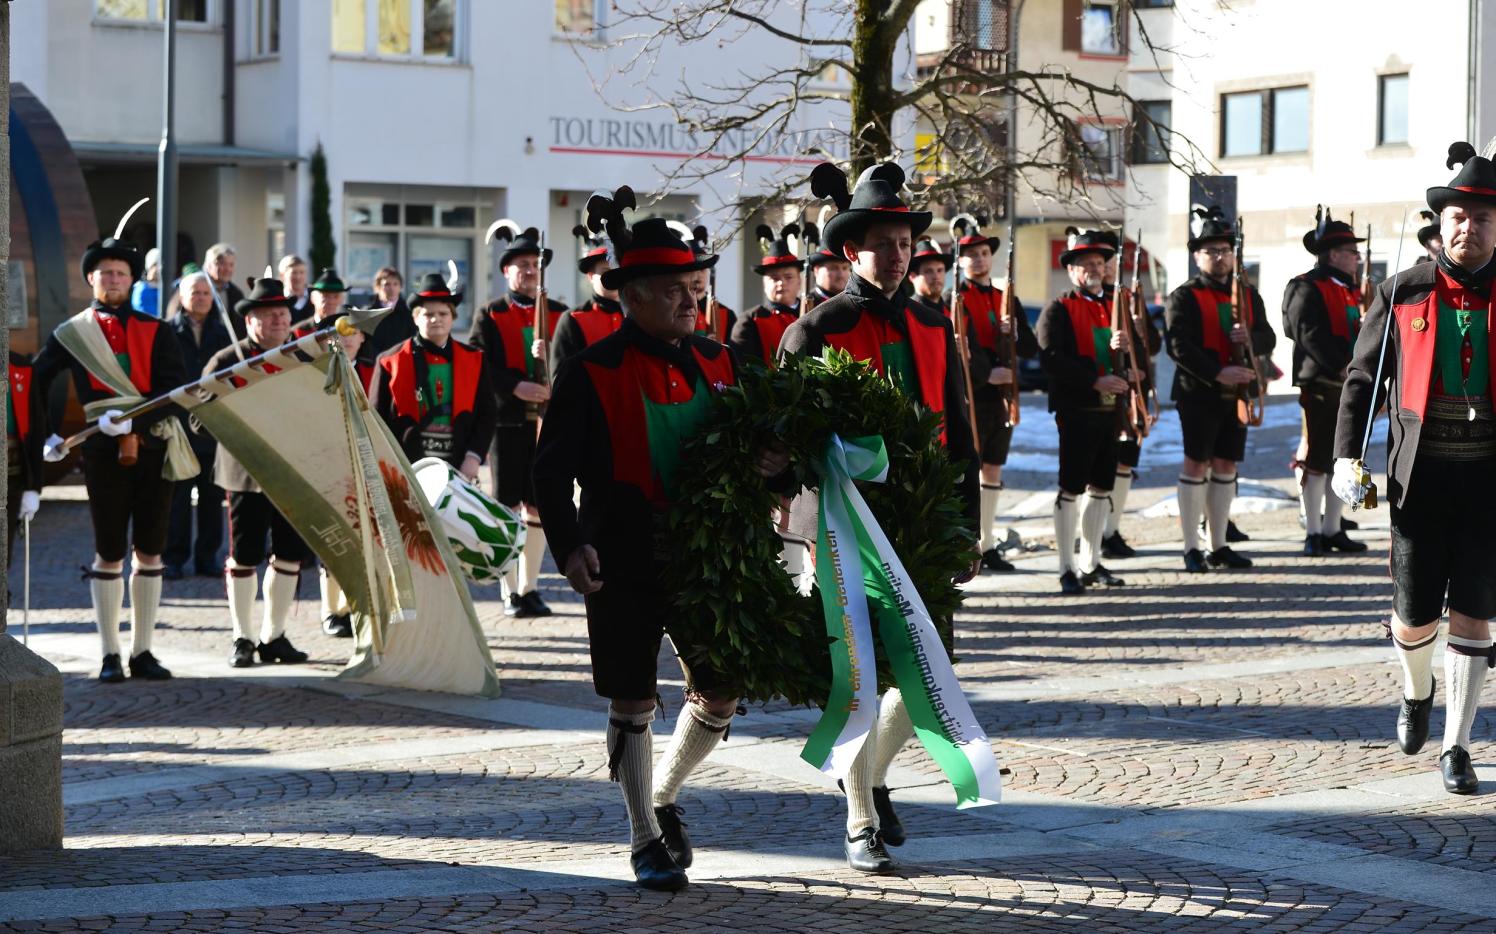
[662,350,974,707]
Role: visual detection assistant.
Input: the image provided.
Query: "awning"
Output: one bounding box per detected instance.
[70,141,303,167]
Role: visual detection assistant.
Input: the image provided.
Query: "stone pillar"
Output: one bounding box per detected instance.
[0,0,65,853]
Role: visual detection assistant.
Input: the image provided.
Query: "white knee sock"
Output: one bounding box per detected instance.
[844,715,880,836]
[261,560,300,643]
[1178,477,1206,553]
[521,521,546,595]
[1054,493,1080,575]
[128,559,164,658]
[89,564,125,657]
[979,483,1001,552]
[226,566,258,642]
[501,561,519,600]
[1322,487,1344,537]
[1393,625,1438,701]
[870,689,915,787]
[653,702,734,807]
[1105,472,1132,537]
[1078,492,1111,574]
[607,706,661,850]
[1301,472,1326,536]
[320,567,348,618]
[1206,473,1236,552]
[1443,635,1493,752]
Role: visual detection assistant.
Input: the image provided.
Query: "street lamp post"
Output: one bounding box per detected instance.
[157,0,179,285]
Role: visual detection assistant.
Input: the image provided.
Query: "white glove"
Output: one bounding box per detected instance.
[1331,457,1370,509]
[18,490,39,521]
[98,410,133,437]
[42,434,66,463]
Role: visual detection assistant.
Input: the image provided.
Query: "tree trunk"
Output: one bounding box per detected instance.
[849,1,900,173]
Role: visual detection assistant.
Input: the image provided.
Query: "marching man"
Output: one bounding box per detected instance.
[730,226,804,365]
[36,225,194,682]
[534,204,788,891]
[1335,142,1496,794]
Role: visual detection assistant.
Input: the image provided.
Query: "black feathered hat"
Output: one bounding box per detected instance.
[688,224,713,260]
[1416,210,1442,248]
[812,161,933,254]
[753,223,810,275]
[234,275,294,316]
[1427,141,1496,213]
[1058,227,1117,266]
[408,272,462,309]
[572,224,611,275]
[806,245,845,269]
[81,195,152,283]
[1301,206,1365,255]
[950,213,1001,254]
[910,239,953,273]
[486,219,553,269]
[1187,206,1234,252]
[585,187,717,290]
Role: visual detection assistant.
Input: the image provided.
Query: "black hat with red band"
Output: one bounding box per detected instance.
[811,161,932,254]
[753,223,809,275]
[1301,206,1365,255]
[583,187,717,291]
[1417,210,1442,248]
[1427,141,1496,213]
[950,213,1001,255]
[572,224,611,275]
[1058,227,1117,266]
[910,239,953,273]
[408,272,463,309]
[234,277,294,317]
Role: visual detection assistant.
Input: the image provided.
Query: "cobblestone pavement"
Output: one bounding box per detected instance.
[5,419,1496,932]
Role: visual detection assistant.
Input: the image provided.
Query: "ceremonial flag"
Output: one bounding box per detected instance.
[801,434,1001,808]
[171,332,500,697]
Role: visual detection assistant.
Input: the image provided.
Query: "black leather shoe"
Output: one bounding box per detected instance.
[1183,549,1209,573]
[845,829,896,873]
[1207,547,1253,569]
[1324,530,1368,553]
[128,651,173,680]
[1341,518,1359,530]
[980,548,1015,571]
[1303,534,1325,557]
[1226,521,1250,543]
[229,638,257,669]
[99,653,126,684]
[258,635,309,665]
[322,614,352,638]
[654,803,692,868]
[1059,571,1085,595]
[631,837,688,891]
[513,591,553,618]
[1081,565,1126,587]
[162,565,185,581]
[872,787,905,846]
[1397,677,1435,755]
[1100,531,1136,559]
[1441,746,1480,795]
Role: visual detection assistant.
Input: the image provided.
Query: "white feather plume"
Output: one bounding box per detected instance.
[114,197,150,241]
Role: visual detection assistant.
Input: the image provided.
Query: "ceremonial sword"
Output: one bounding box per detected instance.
[1354,209,1412,509]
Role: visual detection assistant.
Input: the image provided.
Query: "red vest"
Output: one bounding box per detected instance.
[821,306,950,441]
[380,339,481,423]
[751,313,796,364]
[584,345,737,505]
[1392,268,1496,420]
[9,364,31,441]
[1312,278,1363,341]
[1060,294,1111,376]
[89,310,157,394]
[571,307,625,346]
[959,282,1009,354]
[1189,284,1256,366]
[488,300,566,373]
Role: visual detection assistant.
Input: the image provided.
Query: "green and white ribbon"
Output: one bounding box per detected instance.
[800,434,1002,809]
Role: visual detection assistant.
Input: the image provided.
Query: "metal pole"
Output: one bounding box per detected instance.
[22,518,29,647]
[1004,0,1025,228]
[157,0,179,286]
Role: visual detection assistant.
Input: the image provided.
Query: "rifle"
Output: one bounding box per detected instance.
[1359,223,1374,316]
[1230,219,1267,427]
[1129,229,1161,433]
[536,228,551,384]
[801,221,821,312]
[948,232,981,452]
[1115,237,1153,438]
[998,221,1021,427]
[692,224,722,340]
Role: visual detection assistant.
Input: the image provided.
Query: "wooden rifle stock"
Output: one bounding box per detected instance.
[1128,233,1161,432]
[997,224,1021,427]
[1230,219,1266,427]
[949,259,982,451]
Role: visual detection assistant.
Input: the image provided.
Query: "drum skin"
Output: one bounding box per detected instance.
[411,457,526,582]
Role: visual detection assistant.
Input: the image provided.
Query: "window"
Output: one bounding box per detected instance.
[332,0,461,59]
[1379,73,1410,146]
[1221,86,1309,157]
[556,0,597,35]
[1080,124,1123,181]
[251,0,279,56]
[95,0,209,22]
[1080,1,1121,56]
[1134,0,1173,6]
[1131,100,1171,164]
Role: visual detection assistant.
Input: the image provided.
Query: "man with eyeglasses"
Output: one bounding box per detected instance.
[1164,206,1276,573]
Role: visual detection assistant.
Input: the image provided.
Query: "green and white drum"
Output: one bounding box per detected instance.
[411,457,526,583]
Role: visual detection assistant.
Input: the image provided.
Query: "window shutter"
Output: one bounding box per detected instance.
[1062,0,1083,51]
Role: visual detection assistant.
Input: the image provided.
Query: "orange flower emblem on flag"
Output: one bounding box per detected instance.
[378,461,445,575]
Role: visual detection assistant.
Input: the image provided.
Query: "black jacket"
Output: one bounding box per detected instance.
[1164,273,1276,402]
[9,351,45,493]
[33,302,189,453]
[369,297,417,357]
[1283,264,1360,386]
[369,336,499,471]
[1037,287,1116,412]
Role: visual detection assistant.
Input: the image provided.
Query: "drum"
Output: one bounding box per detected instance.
[411,457,525,583]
